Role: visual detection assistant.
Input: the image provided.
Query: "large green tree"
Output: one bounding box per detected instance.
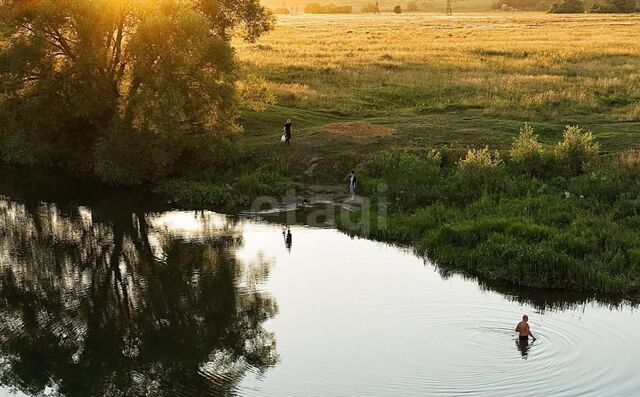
[0,0,273,182]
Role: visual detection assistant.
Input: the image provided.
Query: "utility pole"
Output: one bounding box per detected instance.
[445,0,453,15]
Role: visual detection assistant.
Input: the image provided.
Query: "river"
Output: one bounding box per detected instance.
[0,165,638,397]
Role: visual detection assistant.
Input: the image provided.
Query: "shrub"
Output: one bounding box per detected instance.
[548,0,585,12]
[459,146,503,169]
[394,5,403,13]
[446,147,506,204]
[364,149,442,212]
[510,123,545,175]
[236,168,292,199]
[553,125,599,176]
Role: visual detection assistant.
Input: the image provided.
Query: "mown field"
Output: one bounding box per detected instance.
[236,13,640,180]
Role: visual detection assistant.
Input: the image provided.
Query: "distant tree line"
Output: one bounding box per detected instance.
[361,1,420,13]
[492,0,553,10]
[589,0,638,12]
[304,3,353,13]
[493,0,639,12]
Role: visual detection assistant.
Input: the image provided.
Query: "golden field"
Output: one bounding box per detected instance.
[236,13,640,155]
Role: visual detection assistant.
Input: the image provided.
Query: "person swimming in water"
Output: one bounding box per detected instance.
[515,314,536,342]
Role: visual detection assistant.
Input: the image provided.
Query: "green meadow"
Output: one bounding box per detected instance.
[228,13,640,294]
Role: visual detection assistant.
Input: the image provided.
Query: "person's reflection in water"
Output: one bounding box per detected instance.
[283,227,293,250]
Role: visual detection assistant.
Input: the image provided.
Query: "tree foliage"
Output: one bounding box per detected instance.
[304,3,353,13]
[0,0,274,182]
[548,0,585,12]
[590,0,638,12]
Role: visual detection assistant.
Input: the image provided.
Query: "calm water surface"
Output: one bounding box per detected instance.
[0,166,639,397]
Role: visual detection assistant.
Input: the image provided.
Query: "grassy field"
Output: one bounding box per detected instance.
[229,13,640,294]
[235,13,640,181]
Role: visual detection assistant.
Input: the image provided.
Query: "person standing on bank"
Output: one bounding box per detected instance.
[284,119,293,145]
[346,170,357,200]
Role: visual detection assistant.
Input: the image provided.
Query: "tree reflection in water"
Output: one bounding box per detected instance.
[0,198,278,396]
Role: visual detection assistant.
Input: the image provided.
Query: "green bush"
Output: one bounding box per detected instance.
[364,149,442,212]
[445,147,505,203]
[510,123,545,176]
[459,146,503,169]
[236,168,292,199]
[553,125,599,176]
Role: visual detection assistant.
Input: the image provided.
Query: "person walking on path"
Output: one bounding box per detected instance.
[284,119,293,145]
